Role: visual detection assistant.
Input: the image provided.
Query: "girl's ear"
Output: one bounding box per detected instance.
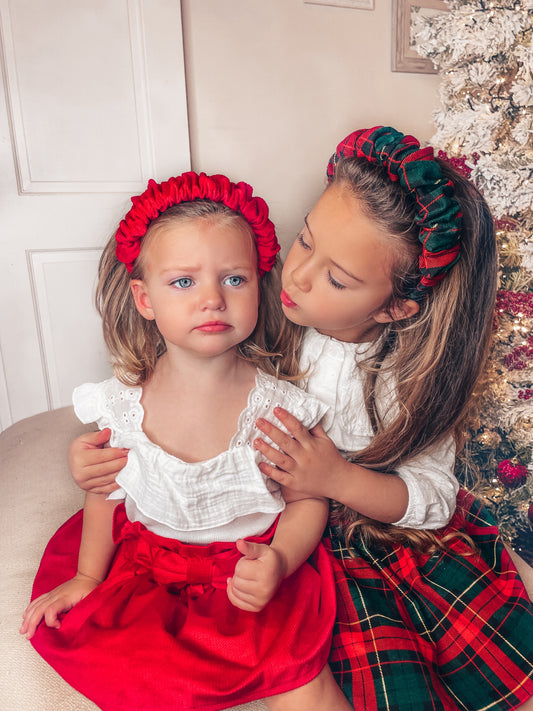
[130,280,155,320]
[374,298,420,324]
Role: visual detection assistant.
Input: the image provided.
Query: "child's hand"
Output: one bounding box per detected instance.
[254,407,349,500]
[226,539,286,612]
[69,429,128,495]
[19,573,100,640]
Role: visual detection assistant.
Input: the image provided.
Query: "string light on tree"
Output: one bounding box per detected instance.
[413,0,533,560]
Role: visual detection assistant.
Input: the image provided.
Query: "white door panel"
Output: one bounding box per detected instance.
[0,0,189,429]
[27,249,111,409]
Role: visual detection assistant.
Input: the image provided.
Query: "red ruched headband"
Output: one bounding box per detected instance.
[327,126,463,300]
[115,172,280,276]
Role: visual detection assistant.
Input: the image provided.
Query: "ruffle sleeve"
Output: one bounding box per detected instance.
[72,378,143,436]
[72,378,143,503]
[72,382,104,426]
[234,371,330,447]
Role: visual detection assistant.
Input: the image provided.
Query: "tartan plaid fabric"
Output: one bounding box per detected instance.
[326,126,463,300]
[328,490,533,710]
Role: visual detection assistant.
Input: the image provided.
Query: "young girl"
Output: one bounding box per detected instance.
[69,127,533,711]
[253,126,533,711]
[19,171,351,711]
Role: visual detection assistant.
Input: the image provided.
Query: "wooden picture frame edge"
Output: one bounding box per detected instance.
[391,0,448,74]
[305,0,375,10]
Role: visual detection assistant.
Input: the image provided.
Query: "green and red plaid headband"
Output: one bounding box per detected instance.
[327,126,462,301]
[115,172,280,276]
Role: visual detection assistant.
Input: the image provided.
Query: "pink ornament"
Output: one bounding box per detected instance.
[497,459,528,489]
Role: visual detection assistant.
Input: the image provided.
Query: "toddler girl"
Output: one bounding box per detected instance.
[254,126,533,710]
[20,172,350,711]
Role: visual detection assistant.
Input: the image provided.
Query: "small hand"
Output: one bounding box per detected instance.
[226,539,286,612]
[19,573,100,640]
[69,428,128,494]
[254,407,348,499]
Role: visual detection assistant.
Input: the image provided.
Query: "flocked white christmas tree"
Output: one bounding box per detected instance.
[412,0,533,560]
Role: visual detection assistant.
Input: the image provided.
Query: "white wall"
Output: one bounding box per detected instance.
[182,0,440,254]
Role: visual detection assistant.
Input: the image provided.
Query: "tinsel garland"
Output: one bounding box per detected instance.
[412,0,533,560]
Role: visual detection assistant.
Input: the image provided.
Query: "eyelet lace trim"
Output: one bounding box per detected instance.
[231,371,327,449]
[99,380,144,430]
[78,371,326,456]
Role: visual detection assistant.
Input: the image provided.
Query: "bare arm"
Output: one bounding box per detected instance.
[227,492,329,612]
[20,493,119,639]
[77,492,121,582]
[270,490,329,577]
[254,407,409,524]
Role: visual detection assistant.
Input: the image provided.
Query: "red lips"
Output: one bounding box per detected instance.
[280,290,297,308]
[195,322,231,332]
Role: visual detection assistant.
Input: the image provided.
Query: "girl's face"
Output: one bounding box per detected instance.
[130,217,260,359]
[281,183,402,343]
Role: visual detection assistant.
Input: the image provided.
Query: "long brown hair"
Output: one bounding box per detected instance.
[328,157,497,552]
[96,200,304,385]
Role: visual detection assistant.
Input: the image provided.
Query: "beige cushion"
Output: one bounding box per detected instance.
[0,407,267,711]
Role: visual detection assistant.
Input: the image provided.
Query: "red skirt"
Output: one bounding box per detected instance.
[30,504,336,711]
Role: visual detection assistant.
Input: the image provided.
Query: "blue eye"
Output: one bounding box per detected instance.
[225,275,245,287]
[172,277,193,289]
[297,233,311,250]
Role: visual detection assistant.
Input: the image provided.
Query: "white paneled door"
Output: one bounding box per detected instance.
[0,0,189,430]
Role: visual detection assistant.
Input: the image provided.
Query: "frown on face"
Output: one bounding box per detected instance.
[130,216,260,359]
[280,182,405,343]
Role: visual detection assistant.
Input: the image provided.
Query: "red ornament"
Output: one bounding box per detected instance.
[437,150,476,178]
[496,290,533,319]
[497,459,529,489]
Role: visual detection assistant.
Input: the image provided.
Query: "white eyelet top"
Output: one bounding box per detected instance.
[73,371,328,544]
[300,329,459,529]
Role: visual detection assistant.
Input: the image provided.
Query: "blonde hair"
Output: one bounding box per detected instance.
[328,157,497,553]
[96,200,304,385]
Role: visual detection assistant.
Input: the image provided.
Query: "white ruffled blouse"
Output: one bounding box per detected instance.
[300,329,459,529]
[73,371,328,544]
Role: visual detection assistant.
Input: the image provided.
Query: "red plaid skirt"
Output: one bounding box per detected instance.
[30,505,336,711]
[328,489,533,710]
